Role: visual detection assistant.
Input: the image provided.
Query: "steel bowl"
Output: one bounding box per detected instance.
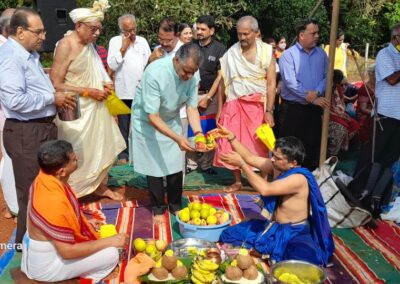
[269,260,327,284]
[166,238,216,257]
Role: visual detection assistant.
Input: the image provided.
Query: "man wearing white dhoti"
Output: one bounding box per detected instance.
[50,0,125,200]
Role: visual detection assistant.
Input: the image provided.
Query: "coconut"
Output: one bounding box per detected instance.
[237,254,253,270]
[225,266,243,281]
[243,265,258,280]
[151,267,168,280]
[161,250,178,271]
[171,265,187,279]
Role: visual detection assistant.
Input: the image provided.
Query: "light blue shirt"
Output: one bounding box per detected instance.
[375,43,400,120]
[132,56,199,177]
[0,38,55,121]
[279,42,328,104]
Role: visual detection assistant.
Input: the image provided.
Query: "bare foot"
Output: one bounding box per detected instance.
[95,184,124,201]
[3,208,12,219]
[223,182,242,193]
[117,159,128,165]
[153,214,166,225]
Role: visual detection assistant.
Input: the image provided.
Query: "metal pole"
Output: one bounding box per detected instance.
[319,0,340,167]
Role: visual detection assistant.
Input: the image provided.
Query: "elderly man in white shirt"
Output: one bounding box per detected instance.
[107,14,151,163]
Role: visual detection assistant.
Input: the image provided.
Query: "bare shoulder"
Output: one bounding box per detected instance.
[283,173,308,192]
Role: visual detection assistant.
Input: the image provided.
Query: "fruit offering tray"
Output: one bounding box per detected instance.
[166,238,217,257]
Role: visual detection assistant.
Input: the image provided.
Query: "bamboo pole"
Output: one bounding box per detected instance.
[319,0,340,167]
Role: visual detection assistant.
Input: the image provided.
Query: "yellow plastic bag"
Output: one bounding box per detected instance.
[256,123,276,151]
[106,91,131,115]
[99,224,118,238]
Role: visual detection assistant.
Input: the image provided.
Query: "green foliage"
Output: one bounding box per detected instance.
[77,0,248,47]
[244,0,329,43]
[384,2,400,28]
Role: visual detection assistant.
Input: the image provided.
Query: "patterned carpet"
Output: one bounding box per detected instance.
[1,193,399,283]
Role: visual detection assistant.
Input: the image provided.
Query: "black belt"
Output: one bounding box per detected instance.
[7,115,56,123]
[281,99,305,105]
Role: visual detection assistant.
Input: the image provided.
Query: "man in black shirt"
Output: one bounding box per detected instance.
[186,15,227,174]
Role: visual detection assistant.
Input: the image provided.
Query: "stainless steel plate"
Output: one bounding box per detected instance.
[166,238,217,257]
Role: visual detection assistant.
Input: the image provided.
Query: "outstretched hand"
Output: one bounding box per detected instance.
[177,136,196,152]
[219,151,244,167]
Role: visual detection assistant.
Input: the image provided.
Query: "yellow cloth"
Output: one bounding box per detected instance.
[29,171,98,243]
[324,43,347,77]
[220,39,272,102]
[55,43,125,197]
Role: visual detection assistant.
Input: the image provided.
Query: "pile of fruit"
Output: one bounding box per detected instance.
[177,202,230,226]
[133,238,167,260]
[149,250,188,281]
[221,248,264,283]
[191,258,219,284]
[194,133,217,151]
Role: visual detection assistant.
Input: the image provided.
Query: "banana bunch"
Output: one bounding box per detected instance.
[191,258,219,284]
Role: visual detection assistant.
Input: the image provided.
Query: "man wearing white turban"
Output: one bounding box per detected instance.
[50,0,126,200]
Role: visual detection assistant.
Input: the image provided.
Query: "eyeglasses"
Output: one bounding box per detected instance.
[25,28,46,37]
[122,28,137,35]
[81,22,103,34]
[304,31,320,37]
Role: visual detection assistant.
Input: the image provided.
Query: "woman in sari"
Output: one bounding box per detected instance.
[328,70,360,156]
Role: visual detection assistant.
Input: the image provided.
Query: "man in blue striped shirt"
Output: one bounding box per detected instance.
[279,19,329,170]
[371,23,400,168]
[0,8,75,247]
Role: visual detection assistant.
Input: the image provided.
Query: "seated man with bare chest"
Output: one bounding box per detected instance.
[218,128,334,265]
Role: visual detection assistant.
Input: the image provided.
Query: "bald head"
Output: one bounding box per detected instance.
[1,8,15,18]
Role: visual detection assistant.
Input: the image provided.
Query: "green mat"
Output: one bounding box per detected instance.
[0,252,21,283]
[107,164,251,190]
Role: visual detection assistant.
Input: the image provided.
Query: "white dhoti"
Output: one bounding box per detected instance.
[0,109,18,215]
[21,234,119,282]
[55,43,125,197]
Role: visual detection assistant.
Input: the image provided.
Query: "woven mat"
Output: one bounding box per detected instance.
[2,194,400,283]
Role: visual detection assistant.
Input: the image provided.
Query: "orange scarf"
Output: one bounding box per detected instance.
[29,170,98,243]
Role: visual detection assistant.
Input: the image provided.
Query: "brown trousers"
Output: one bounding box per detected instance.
[3,118,57,245]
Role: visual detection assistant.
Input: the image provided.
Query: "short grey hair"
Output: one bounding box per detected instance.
[391,23,400,36]
[175,42,203,67]
[0,16,11,35]
[237,15,259,32]
[118,14,136,31]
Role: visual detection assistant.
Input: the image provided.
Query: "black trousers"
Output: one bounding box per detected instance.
[117,99,132,160]
[147,171,183,215]
[3,118,57,245]
[356,115,400,173]
[279,100,322,171]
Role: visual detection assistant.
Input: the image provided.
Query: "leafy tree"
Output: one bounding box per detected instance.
[77,0,248,47]
[241,0,329,44]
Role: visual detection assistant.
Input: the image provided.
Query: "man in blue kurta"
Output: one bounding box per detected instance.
[132,43,204,224]
[217,128,334,266]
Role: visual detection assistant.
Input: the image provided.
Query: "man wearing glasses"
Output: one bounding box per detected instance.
[107,14,151,164]
[0,8,75,248]
[148,17,183,64]
[279,19,329,171]
[50,0,126,201]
